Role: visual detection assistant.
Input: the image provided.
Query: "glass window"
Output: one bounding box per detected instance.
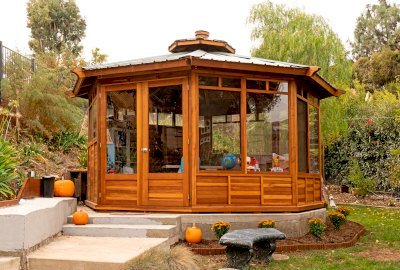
[106,90,137,174]
[199,76,218,86]
[199,90,241,171]
[246,93,289,172]
[149,85,183,173]
[309,106,320,173]
[246,80,266,90]
[269,81,288,92]
[297,99,308,172]
[222,77,241,88]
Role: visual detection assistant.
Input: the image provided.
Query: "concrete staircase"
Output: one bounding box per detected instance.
[27,212,182,270]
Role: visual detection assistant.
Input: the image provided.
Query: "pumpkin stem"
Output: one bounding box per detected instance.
[192,222,196,227]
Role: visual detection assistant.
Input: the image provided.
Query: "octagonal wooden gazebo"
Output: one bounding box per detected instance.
[72,30,344,212]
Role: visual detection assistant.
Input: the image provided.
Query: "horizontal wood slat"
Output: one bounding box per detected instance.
[196,176,228,205]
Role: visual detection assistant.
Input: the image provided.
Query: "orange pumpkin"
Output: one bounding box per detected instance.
[72,210,89,225]
[54,180,75,197]
[185,223,202,244]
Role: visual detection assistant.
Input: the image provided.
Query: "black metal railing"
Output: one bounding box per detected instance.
[0,41,37,101]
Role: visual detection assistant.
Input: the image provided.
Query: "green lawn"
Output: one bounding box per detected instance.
[266,205,400,270]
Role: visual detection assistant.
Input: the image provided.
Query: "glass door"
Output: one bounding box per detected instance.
[141,79,189,207]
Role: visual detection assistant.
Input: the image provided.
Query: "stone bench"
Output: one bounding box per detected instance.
[219,228,286,269]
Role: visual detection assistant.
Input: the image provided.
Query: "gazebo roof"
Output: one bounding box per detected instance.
[72,31,344,99]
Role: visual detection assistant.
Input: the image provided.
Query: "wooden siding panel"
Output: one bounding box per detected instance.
[196,176,228,205]
[262,176,292,205]
[104,180,137,206]
[148,179,184,201]
[230,176,261,205]
[297,177,306,203]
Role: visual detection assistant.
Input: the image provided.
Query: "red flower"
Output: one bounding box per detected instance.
[367,119,374,125]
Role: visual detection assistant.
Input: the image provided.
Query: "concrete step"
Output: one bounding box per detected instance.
[63,223,178,238]
[28,236,168,270]
[0,257,20,270]
[67,213,180,225]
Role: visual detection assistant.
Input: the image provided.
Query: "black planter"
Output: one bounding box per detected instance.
[42,176,55,198]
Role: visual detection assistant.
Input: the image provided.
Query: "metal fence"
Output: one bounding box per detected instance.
[0,41,37,101]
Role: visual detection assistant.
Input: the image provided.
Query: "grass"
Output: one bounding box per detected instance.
[265,205,400,270]
[198,205,400,269]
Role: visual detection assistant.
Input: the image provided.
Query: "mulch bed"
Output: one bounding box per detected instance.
[181,220,364,255]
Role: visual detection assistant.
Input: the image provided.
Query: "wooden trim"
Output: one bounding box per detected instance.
[241,78,247,174]
[290,81,299,206]
[190,72,198,206]
[86,202,324,212]
[141,81,149,205]
[136,82,144,206]
[104,83,136,92]
[199,85,242,92]
[169,39,235,54]
[99,85,106,204]
[182,77,190,207]
[83,59,191,78]
[148,77,186,88]
[197,70,296,82]
[191,58,309,76]
[228,175,231,205]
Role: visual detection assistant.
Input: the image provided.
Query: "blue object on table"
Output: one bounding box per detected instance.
[221,153,236,169]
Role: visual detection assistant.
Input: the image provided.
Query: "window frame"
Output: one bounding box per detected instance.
[196,74,291,175]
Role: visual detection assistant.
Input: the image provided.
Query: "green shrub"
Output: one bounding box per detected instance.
[211,221,230,240]
[348,159,376,195]
[78,150,88,168]
[0,139,21,199]
[309,218,325,238]
[49,131,86,153]
[336,206,352,217]
[328,211,346,230]
[258,220,275,228]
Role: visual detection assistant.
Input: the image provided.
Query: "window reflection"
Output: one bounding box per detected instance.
[199,90,241,171]
[246,93,289,172]
[149,85,183,173]
[309,106,320,173]
[106,90,136,174]
[297,99,308,172]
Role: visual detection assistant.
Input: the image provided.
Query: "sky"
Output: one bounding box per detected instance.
[1,0,397,63]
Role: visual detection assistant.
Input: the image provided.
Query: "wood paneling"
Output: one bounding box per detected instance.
[196,176,228,205]
[230,176,261,205]
[262,176,292,205]
[104,179,137,205]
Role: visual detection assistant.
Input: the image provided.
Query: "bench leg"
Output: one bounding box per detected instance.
[225,246,252,270]
[252,240,276,263]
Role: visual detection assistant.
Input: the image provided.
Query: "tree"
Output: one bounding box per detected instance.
[352,0,400,58]
[353,48,400,90]
[89,48,108,65]
[27,0,86,57]
[248,2,352,88]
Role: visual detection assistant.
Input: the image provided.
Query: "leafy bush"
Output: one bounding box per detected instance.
[328,211,346,230]
[0,139,21,199]
[347,159,376,195]
[336,206,352,217]
[308,218,325,238]
[258,220,275,228]
[78,150,88,168]
[48,131,86,153]
[324,86,400,191]
[211,221,230,240]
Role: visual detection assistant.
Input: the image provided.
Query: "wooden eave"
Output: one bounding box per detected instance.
[72,56,343,99]
[168,39,235,53]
